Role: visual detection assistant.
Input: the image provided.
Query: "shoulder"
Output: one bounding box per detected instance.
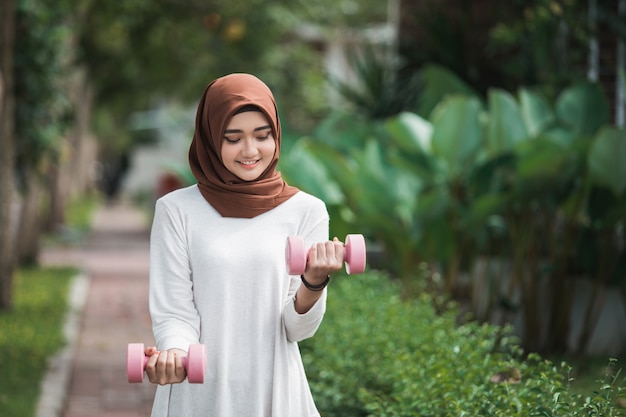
[283,191,328,215]
[156,185,207,209]
[157,184,201,205]
[155,185,218,217]
[268,191,329,235]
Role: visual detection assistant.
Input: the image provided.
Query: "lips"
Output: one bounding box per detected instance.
[238,160,260,169]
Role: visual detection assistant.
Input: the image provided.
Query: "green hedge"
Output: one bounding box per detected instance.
[0,267,75,417]
[302,271,625,416]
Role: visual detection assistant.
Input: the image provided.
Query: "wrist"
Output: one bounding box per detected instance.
[300,274,330,291]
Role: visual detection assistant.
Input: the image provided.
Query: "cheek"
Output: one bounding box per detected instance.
[220,145,236,163]
[264,140,277,157]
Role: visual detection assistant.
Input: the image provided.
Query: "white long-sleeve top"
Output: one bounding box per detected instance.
[148,185,329,417]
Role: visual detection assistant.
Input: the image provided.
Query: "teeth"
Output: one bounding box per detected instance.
[240,161,257,165]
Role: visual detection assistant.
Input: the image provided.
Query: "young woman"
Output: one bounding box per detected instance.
[143,73,344,416]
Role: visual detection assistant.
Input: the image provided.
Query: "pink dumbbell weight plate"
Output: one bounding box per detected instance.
[344,234,366,274]
[285,234,366,275]
[126,343,206,383]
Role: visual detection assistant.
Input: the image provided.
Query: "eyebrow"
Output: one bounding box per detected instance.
[224,125,272,135]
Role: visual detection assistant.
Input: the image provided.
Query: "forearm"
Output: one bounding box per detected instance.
[284,285,327,342]
[294,273,328,314]
[294,287,324,314]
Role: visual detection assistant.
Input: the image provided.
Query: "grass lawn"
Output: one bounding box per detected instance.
[0,266,76,417]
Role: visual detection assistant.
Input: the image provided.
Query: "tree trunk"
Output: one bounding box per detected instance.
[17,172,44,265]
[45,68,97,233]
[0,0,17,310]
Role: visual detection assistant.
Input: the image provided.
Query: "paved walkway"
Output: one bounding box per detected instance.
[40,202,157,417]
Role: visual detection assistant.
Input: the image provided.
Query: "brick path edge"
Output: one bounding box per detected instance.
[36,273,91,417]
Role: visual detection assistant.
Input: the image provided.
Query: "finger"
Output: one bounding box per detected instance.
[145,350,162,383]
[156,350,171,385]
[315,242,328,259]
[169,350,186,382]
[165,350,180,381]
[321,240,341,262]
[306,243,317,264]
[321,241,333,257]
[333,241,345,264]
[175,352,186,381]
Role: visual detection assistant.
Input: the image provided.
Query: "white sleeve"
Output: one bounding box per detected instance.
[283,214,329,342]
[149,198,201,351]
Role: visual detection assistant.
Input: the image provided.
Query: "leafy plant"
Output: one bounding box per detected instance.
[0,267,75,417]
[302,271,626,416]
[14,0,74,181]
[329,45,422,120]
[284,66,626,355]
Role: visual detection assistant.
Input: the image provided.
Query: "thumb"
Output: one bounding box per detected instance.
[144,346,159,356]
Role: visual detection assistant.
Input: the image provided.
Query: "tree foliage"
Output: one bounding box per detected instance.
[400,0,625,99]
[14,0,74,184]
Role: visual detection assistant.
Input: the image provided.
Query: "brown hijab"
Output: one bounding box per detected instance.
[188,73,299,218]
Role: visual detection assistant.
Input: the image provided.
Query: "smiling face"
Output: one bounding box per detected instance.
[221,110,277,182]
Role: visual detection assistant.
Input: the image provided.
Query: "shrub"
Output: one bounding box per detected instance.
[302,271,625,416]
[0,267,75,417]
[285,74,626,355]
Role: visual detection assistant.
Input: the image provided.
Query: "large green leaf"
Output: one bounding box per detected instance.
[387,148,439,183]
[281,138,345,205]
[588,127,626,196]
[486,89,528,156]
[430,96,483,179]
[418,64,479,118]
[466,194,508,227]
[542,125,577,147]
[311,111,375,152]
[349,139,420,229]
[518,88,554,137]
[384,112,432,154]
[556,82,609,137]
[513,136,580,200]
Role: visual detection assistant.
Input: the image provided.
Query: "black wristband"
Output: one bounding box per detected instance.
[300,274,330,291]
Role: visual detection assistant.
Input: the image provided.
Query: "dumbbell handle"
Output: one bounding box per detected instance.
[286,234,366,275]
[127,343,206,384]
[137,354,193,371]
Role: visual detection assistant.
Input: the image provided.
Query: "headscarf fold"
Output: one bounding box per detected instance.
[189,73,299,218]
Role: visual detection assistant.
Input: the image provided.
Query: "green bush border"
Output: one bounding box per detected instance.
[302,271,626,416]
[0,267,75,417]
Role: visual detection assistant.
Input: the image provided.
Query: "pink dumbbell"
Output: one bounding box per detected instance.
[126,343,206,383]
[285,234,367,275]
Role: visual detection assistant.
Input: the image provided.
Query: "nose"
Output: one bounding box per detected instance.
[241,137,258,157]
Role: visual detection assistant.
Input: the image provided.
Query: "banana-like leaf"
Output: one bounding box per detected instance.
[351,139,420,228]
[518,88,554,137]
[384,111,433,153]
[388,148,439,183]
[515,136,579,191]
[556,82,609,137]
[466,194,508,228]
[486,89,528,156]
[418,64,479,117]
[588,127,626,196]
[281,138,345,205]
[312,111,374,152]
[430,96,483,179]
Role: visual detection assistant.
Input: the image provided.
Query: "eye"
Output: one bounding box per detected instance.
[224,136,240,144]
[256,131,272,141]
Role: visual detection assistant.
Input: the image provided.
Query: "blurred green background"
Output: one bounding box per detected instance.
[1,0,626,414]
[2,0,626,357]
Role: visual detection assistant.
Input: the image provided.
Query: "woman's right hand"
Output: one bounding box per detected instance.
[144,346,188,385]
